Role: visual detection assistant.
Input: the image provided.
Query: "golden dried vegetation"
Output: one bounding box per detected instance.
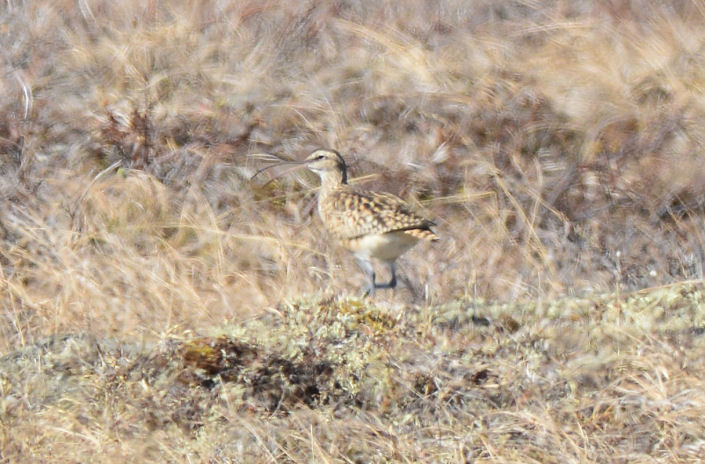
[3,0,705,462]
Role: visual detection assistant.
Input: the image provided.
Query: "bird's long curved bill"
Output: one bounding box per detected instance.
[249,153,308,184]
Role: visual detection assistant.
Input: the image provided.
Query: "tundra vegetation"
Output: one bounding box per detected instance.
[2,1,705,462]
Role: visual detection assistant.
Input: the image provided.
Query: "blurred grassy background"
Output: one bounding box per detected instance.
[3,0,705,461]
[4,0,705,341]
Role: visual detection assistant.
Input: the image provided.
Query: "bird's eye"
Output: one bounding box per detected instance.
[316,155,324,160]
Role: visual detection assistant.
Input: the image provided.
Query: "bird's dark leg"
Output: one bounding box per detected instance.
[373,262,397,289]
[357,259,400,295]
[356,258,377,296]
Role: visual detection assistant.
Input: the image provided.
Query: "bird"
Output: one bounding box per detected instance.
[298,148,438,295]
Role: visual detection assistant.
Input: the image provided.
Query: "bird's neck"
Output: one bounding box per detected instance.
[318,170,347,193]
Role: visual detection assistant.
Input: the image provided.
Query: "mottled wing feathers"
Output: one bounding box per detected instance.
[319,188,437,240]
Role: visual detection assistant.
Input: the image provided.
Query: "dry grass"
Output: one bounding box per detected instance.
[3,0,705,462]
[3,289,705,462]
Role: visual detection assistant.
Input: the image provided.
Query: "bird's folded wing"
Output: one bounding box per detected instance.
[323,190,434,239]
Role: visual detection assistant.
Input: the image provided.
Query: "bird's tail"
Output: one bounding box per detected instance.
[405,228,438,241]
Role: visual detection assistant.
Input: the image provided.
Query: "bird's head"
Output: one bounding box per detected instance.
[250,148,348,188]
[304,148,348,185]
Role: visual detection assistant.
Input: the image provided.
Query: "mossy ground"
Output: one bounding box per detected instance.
[3,286,705,462]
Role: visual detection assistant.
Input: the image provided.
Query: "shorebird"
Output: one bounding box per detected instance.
[256,148,438,295]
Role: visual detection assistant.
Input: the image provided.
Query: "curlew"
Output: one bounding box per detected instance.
[257,148,437,295]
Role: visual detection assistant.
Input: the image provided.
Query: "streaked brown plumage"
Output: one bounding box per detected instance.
[303,148,437,294]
